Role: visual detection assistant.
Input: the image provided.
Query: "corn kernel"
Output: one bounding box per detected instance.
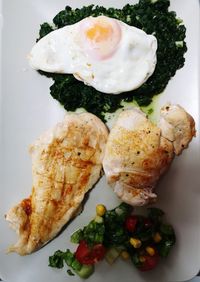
[146,246,155,256]
[96,204,106,217]
[139,256,146,263]
[130,238,142,248]
[153,232,162,243]
[121,251,130,260]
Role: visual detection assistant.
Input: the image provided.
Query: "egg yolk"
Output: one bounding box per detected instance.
[81,16,121,60]
[86,22,113,43]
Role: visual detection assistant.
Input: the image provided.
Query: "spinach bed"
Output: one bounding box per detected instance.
[38,0,187,121]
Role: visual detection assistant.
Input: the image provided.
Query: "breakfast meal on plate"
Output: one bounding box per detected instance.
[33,0,187,121]
[48,203,176,278]
[5,112,108,255]
[29,16,157,94]
[103,104,196,206]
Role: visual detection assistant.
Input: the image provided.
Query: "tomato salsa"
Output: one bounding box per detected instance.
[49,203,176,278]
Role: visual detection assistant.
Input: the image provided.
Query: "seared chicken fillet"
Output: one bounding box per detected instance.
[103,104,195,206]
[159,104,196,155]
[5,112,108,255]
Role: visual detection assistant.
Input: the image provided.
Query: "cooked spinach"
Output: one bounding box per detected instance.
[39,23,53,40]
[38,0,187,121]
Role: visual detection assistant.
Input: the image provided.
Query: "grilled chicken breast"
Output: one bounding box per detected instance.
[103,104,195,206]
[5,112,108,255]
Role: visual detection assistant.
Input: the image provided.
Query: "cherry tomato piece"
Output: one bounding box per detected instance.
[91,244,106,262]
[139,254,160,271]
[125,216,138,232]
[75,240,90,263]
[75,240,106,265]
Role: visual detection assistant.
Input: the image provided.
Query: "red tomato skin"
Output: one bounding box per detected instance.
[75,240,106,265]
[91,244,106,263]
[125,216,138,232]
[139,254,160,272]
[75,240,91,264]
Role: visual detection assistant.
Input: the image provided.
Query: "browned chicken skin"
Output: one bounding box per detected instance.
[5,112,108,255]
[103,104,195,206]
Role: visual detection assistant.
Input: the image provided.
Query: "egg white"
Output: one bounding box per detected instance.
[29,17,157,94]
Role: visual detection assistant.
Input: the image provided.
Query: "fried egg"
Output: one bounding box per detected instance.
[29,16,157,94]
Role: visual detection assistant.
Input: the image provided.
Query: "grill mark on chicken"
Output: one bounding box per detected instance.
[5,113,108,255]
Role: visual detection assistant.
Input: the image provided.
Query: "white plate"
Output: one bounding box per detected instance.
[0,0,200,281]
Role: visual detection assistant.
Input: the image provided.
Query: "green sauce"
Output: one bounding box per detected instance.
[141,94,161,123]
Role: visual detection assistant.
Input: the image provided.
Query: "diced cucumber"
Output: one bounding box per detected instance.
[94,215,103,223]
[75,264,94,279]
[63,249,74,266]
[105,247,121,265]
[71,259,82,271]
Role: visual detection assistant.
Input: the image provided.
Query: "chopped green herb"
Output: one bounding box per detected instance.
[158,239,176,257]
[148,108,154,115]
[131,253,142,268]
[148,207,165,222]
[70,219,105,246]
[82,219,105,245]
[67,269,75,276]
[71,229,83,244]
[49,250,65,268]
[160,224,175,236]
[139,228,154,242]
[103,203,131,247]
[63,249,75,266]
